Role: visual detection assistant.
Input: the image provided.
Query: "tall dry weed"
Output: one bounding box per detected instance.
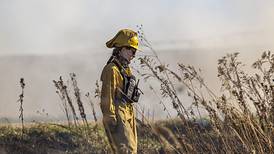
[136,25,274,153]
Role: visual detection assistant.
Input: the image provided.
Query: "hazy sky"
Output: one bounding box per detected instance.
[1,0,274,55]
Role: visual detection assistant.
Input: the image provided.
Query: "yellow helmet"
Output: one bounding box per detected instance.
[106,29,139,50]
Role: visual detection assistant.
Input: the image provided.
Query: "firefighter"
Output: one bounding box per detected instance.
[100,29,141,154]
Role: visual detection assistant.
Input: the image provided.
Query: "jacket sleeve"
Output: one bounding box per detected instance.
[100,65,119,124]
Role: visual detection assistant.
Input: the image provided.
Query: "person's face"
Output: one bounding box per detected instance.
[119,46,136,62]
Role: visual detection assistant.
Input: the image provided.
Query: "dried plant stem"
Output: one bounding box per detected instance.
[70,73,88,127]
[17,78,25,134]
[85,92,98,122]
[53,76,78,127]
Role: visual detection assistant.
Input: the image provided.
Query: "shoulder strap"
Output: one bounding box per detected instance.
[110,59,129,93]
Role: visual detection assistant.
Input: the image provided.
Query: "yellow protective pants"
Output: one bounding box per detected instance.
[103,104,137,154]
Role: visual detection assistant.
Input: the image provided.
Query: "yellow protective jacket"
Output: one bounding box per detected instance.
[100,58,137,154]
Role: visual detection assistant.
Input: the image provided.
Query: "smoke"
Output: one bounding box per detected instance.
[1,0,274,55]
[1,0,274,120]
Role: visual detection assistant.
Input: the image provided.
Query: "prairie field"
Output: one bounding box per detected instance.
[2,48,274,154]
